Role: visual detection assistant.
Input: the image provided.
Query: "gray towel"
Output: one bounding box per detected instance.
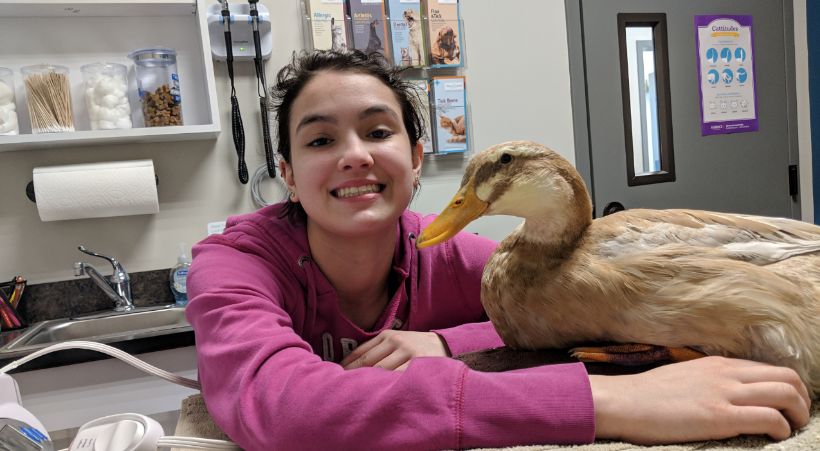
[171,393,233,451]
[173,348,820,450]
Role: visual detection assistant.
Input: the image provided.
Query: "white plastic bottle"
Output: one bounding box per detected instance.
[169,242,191,307]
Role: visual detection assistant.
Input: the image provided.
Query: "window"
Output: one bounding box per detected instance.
[618,13,675,185]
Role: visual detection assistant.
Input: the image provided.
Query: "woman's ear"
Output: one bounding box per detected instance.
[279,160,299,202]
[412,141,424,178]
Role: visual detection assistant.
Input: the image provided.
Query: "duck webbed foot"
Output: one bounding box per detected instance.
[570,343,706,366]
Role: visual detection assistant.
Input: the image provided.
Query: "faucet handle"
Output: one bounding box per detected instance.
[77,246,126,276]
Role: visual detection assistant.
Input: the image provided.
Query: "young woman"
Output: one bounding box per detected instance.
[186,50,810,450]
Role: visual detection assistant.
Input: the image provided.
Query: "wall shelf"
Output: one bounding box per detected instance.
[0,0,221,152]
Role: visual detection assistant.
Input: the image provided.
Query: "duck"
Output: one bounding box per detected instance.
[416,140,820,396]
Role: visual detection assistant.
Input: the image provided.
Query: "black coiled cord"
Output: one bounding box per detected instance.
[223,1,248,184]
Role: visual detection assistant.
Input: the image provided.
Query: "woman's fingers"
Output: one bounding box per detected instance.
[372,351,411,371]
[729,405,792,441]
[734,366,812,411]
[342,337,392,369]
[730,381,810,429]
[341,330,449,370]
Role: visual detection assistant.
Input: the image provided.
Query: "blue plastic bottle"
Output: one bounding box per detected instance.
[170,242,191,306]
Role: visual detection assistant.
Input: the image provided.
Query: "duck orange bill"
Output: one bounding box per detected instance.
[416,185,489,249]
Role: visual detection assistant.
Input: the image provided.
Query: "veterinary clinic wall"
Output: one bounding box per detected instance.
[0,0,574,284]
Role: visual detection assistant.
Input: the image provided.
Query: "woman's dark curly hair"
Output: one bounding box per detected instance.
[270,49,425,224]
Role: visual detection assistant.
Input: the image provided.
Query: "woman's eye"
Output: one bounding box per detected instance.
[308,137,332,147]
[369,129,393,139]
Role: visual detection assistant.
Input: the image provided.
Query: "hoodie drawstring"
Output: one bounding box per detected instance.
[298,255,319,340]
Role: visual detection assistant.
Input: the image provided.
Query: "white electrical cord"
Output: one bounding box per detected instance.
[156,436,240,449]
[250,162,288,208]
[0,340,200,390]
[3,341,243,450]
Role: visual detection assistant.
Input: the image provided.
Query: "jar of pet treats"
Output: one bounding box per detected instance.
[0,67,19,135]
[21,64,75,134]
[128,48,183,127]
[81,62,132,130]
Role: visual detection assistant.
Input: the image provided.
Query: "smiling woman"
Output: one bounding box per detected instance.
[282,70,421,242]
[184,50,809,451]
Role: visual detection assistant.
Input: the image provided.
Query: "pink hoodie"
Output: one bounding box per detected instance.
[186,203,594,450]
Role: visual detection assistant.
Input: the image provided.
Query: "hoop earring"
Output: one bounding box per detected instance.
[413,175,420,189]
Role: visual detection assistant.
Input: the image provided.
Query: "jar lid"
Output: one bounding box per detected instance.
[21,64,70,75]
[128,48,177,65]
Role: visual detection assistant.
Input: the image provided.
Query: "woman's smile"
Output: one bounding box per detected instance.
[331,183,386,199]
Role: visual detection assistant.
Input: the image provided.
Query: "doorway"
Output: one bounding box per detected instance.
[567,0,800,219]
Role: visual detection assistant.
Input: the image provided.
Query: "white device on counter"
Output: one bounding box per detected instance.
[0,373,52,450]
[207,2,272,61]
[68,414,161,451]
[0,341,240,451]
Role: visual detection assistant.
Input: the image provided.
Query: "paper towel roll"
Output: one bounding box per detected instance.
[33,159,159,221]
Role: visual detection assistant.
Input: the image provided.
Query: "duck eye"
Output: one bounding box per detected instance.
[499,153,512,164]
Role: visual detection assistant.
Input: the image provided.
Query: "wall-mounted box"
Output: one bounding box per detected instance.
[206,2,272,62]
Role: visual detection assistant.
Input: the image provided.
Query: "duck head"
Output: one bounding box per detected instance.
[416,141,593,249]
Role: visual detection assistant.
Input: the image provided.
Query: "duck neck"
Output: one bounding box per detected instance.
[518,197,593,260]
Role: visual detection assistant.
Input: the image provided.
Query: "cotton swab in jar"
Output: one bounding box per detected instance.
[22,65,75,134]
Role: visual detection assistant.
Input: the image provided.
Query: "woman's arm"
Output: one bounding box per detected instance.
[187,235,595,451]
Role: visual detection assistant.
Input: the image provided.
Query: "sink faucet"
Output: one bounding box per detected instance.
[74,246,134,312]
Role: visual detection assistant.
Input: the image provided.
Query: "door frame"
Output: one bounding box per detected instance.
[565,0,802,219]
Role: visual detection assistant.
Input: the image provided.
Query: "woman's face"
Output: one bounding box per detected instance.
[282,70,422,238]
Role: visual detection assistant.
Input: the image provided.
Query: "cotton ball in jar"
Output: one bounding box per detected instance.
[0,101,15,114]
[88,103,101,121]
[100,94,120,109]
[0,108,18,135]
[115,117,132,129]
[0,81,18,135]
[93,77,116,98]
[84,71,132,130]
[96,119,116,130]
[0,81,14,105]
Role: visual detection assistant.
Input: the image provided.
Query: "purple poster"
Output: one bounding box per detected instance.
[695,15,758,135]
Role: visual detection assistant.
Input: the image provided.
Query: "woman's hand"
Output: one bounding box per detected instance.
[341,330,449,371]
[589,356,811,445]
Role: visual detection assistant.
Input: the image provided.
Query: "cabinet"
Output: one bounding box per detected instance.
[0,0,221,152]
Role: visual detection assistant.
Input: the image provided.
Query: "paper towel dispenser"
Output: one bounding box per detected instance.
[26,160,160,222]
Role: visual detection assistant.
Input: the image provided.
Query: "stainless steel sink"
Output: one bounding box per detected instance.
[1,305,190,354]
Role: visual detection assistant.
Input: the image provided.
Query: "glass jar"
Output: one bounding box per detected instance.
[0,67,19,135]
[80,62,132,130]
[128,48,183,127]
[21,64,76,133]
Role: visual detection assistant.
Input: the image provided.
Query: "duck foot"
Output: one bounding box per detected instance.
[570,343,706,366]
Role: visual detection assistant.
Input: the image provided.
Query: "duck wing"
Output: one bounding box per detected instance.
[590,209,820,265]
